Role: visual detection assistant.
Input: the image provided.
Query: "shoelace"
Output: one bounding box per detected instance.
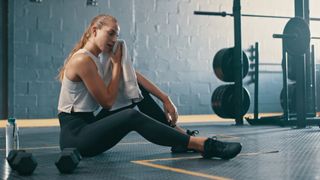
[187,130,199,136]
[209,137,226,151]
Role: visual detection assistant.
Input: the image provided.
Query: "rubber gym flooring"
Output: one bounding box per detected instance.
[1,117,320,180]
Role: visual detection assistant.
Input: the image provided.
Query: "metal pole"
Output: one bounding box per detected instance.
[233,0,244,125]
[311,45,317,113]
[295,0,304,18]
[295,0,307,128]
[253,42,259,120]
[303,0,315,116]
[295,53,307,128]
[281,42,289,122]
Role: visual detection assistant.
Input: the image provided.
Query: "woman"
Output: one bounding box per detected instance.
[57,14,242,159]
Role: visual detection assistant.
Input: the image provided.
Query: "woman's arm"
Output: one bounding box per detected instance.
[73,55,122,110]
[136,71,168,102]
[136,71,178,125]
[67,45,123,110]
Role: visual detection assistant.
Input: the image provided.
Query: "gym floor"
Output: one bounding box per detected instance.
[1,114,320,180]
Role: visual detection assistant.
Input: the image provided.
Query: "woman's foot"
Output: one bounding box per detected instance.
[201,137,242,159]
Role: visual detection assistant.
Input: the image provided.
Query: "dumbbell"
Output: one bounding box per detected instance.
[6,150,38,175]
[55,148,81,174]
[7,149,26,169]
[64,148,82,161]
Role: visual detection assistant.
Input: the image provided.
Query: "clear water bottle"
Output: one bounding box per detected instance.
[5,117,20,157]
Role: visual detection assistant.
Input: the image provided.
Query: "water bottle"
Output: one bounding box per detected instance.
[5,117,20,157]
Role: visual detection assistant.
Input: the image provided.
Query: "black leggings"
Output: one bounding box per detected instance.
[58,85,190,157]
[95,84,171,125]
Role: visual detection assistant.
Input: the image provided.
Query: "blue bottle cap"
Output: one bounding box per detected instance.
[8,118,16,123]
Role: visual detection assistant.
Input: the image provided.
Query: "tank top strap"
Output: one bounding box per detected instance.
[77,49,103,77]
[78,49,99,63]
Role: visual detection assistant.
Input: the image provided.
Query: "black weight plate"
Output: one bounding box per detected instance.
[283,17,310,55]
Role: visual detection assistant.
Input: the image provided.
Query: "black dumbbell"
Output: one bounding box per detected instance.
[55,148,81,174]
[7,150,38,175]
[7,149,26,170]
[64,148,82,161]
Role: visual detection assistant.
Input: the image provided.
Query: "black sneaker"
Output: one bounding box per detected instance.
[171,130,199,153]
[201,137,242,159]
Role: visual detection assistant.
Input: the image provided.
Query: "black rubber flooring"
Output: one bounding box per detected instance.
[1,121,320,180]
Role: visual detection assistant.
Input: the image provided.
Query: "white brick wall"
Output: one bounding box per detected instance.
[11,0,320,118]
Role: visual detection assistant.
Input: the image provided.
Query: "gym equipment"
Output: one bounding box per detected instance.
[13,152,38,175]
[250,43,259,121]
[195,0,320,126]
[197,0,320,128]
[245,42,320,127]
[211,85,250,118]
[273,17,311,56]
[55,148,81,174]
[213,47,249,82]
[196,0,246,125]
[6,150,37,175]
[6,149,26,170]
[64,147,82,161]
[87,0,98,6]
[274,16,312,127]
[286,55,297,81]
[193,11,320,22]
[280,83,296,112]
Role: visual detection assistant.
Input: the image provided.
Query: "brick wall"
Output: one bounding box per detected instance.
[9,0,320,118]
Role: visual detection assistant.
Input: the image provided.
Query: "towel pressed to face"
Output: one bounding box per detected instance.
[99,39,144,111]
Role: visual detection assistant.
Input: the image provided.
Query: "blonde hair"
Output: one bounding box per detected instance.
[57,14,117,81]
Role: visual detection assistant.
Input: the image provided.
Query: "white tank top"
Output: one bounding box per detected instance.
[58,49,103,113]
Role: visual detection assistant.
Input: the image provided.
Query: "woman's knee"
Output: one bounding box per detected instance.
[121,108,152,124]
[122,108,141,118]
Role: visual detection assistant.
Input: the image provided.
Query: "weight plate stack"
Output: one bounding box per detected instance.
[211,84,251,118]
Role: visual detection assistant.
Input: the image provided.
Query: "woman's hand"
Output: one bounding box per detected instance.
[110,42,122,65]
[163,96,179,127]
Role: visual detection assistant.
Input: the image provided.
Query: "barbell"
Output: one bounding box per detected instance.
[195,10,319,56]
[193,11,320,22]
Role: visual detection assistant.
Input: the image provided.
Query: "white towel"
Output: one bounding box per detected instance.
[99,39,143,110]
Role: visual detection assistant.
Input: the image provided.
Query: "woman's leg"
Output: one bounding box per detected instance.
[95,84,188,134]
[63,109,190,157]
[95,103,135,120]
[59,110,242,160]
